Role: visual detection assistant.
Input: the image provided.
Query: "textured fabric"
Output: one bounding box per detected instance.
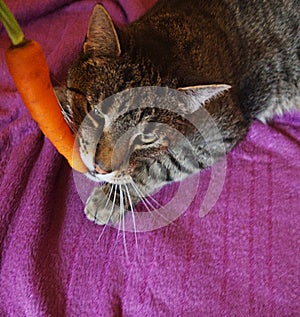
[0,1,299,316]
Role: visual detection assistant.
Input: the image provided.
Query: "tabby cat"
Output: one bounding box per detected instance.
[57,0,300,224]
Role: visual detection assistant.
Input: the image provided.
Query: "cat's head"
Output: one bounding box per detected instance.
[57,5,232,185]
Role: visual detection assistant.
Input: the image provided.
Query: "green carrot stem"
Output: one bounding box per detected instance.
[0,0,25,46]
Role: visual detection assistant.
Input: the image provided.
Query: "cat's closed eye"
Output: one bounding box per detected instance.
[137,133,159,145]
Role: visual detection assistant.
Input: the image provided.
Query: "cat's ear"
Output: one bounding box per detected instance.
[83,4,121,57]
[177,84,231,113]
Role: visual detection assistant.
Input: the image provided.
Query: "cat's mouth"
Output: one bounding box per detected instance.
[86,169,132,185]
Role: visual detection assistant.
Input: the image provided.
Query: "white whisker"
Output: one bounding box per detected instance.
[131,181,162,209]
[130,180,162,213]
[125,184,139,252]
[129,181,157,219]
[114,213,122,251]
[120,185,128,259]
[130,180,175,226]
[97,184,116,242]
[94,184,113,222]
[112,185,122,250]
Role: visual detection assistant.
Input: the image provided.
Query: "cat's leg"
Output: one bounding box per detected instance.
[84,185,123,224]
[85,183,148,225]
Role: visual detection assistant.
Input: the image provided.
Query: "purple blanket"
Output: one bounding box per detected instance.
[0,1,299,316]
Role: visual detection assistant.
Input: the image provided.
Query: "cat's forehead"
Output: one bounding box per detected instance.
[96,87,169,113]
[69,55,119,84]
[94,87,189,130]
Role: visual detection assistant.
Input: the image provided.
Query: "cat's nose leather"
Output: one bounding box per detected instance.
[94,161,111,174]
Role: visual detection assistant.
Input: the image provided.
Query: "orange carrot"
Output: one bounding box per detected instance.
[0,0,88,173]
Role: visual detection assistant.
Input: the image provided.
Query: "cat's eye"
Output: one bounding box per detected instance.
[139,133,158,145]
[93,107,101,116]
[92,106,105,118]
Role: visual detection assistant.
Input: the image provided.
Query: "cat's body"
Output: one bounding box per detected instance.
[58,0,300,224]
[129,0,299,120]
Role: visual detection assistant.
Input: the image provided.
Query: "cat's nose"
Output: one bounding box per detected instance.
[94,161,111,174]
[94,139,113,173]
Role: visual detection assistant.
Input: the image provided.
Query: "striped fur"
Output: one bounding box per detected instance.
[57,0,299,224]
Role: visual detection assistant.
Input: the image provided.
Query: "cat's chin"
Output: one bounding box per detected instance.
[86,170,132,185]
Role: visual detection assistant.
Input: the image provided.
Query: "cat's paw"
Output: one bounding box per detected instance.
[84,186,125,225]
